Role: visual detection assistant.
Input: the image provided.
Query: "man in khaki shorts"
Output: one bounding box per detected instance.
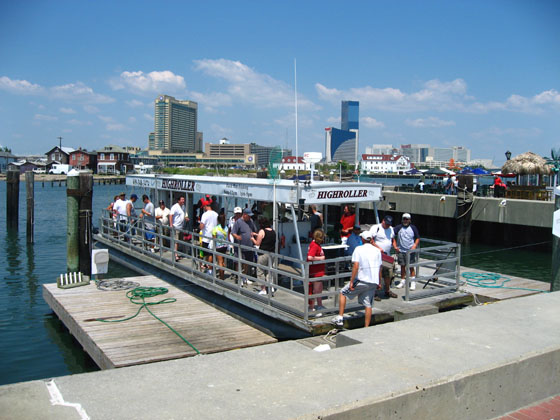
[332,230,382,328]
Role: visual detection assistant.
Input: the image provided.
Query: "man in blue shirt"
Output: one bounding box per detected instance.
[345,225,363,257]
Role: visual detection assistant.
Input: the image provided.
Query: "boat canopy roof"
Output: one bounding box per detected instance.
[127,174,382,205]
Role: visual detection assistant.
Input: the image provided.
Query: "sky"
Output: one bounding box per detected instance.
[1,1,559,165]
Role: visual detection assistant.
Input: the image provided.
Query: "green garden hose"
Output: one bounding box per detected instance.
[462,272,549,294]
[96,286,200,354]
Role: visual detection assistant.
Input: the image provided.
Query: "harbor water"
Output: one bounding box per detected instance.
[0,180,552,386]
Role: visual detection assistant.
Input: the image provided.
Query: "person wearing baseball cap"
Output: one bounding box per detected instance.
[332,228,382,328]
[345,225,363,257]
[393,213,420,290]
[231,205,258,285]
[370,215,397,299]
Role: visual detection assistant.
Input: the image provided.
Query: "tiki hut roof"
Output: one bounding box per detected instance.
[501,152,552,175]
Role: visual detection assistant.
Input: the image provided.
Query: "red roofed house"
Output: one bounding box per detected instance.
[69,149,98,172]
[360,154,411,174]
[279,156,309,171]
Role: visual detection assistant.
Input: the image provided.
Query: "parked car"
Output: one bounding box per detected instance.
[32,168,46,174]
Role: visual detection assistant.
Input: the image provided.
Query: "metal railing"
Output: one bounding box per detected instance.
[98,210,461,324]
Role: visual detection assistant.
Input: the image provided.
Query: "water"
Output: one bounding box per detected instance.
[0,179,552,386]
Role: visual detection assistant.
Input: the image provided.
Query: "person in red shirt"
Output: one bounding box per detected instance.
[340,205,356,241]
[307,229,326,315]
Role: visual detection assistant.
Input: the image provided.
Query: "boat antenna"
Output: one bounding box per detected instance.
[294,58,298,180]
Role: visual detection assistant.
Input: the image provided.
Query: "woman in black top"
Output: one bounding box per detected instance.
[253,217,277,295]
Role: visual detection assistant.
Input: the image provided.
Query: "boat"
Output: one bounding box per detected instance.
[94,173,461,333]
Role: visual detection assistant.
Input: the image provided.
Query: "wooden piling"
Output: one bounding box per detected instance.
[78,173,93,277]
[67,173,80,273]
[26,171,34,243]
[6,170,19,230]
[456,175,473,244]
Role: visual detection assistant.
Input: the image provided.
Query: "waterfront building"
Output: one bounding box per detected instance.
[400,144,430,164]
[96,145,132,174]
[205,140,290,169]
[360,154,411,174]
[430,146,471,163]
[69,149,97,172]
[278,156,308,171]
[325,101,359,164]
[0,151,17,173]
[365,144,397,155]
[152,95,201,153]
[146,149,256,169]
[45,146,75,164]
[7,160,47,173]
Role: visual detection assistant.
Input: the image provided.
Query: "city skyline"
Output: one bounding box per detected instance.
[1,1,559,165]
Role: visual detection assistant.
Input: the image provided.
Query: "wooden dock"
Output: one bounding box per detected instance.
[43,275,277,369]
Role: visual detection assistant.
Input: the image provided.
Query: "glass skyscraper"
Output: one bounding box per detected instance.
[325,101,359,164]
[153,95,198,153]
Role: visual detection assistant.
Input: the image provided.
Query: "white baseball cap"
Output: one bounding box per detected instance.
[360,231,373,240]
[234,207,242,214]
[402,213,411,219]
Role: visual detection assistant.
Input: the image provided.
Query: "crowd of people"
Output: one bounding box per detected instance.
[107,194,422,330]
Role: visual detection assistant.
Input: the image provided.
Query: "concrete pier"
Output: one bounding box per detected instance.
[1,291,559,419]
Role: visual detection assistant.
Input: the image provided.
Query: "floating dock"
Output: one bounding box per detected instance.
[43,275,277,369]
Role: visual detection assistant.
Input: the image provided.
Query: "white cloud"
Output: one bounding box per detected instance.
[98,115,129,131]
[51,82,114,104]
[326,116,339,125]
[406,117,455,128]
[67,119,92,126]
[34,113,58,121]
[83,105,99,114]
[471,126,542,138]
[316,79,560,114]
[59,107,76,114]
[126,99,146,107]
[362,117,385,128]
[0,76,44,94]
[143,113,153,121]
[111,70,186,95]
[193,58,317,110]
[189,91,232,110]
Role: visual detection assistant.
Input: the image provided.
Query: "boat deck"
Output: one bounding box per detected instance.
[43,275,277,369]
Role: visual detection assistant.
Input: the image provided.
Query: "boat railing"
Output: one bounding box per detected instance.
[98,210,461,325]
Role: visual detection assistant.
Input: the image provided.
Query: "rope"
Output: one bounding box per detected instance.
[461,241,551,258]
[96,286,200,354]
[462,272,549,293]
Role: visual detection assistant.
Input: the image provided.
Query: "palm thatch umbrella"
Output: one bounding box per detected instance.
[501,152,552,175]
[501,152,552,186]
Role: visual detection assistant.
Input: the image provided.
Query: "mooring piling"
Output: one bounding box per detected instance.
[25,171,34,243]
[6,170,19,231]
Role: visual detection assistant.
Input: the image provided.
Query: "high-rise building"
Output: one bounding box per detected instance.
[152,95,199,153]
[325,127,357,163]
[325,101,359,164]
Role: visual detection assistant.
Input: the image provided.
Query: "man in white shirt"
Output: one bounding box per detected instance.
[370,215,397,299]
[332,230,382,328]
[199,203,218,269]
[113,192,128,240]
[155,200,170,249]
[140,195,155,248]
[169,196,189,261]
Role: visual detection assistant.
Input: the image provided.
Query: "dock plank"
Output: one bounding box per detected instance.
[43,275,277,369]
[458,265,550,301]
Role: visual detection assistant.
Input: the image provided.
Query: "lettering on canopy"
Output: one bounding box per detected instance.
[161,179,196,192]
[223,182,253,198]
[130,177,156,188]
[316,189,368,200]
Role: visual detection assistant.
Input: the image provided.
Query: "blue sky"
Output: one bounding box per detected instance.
[1,1,559,165]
